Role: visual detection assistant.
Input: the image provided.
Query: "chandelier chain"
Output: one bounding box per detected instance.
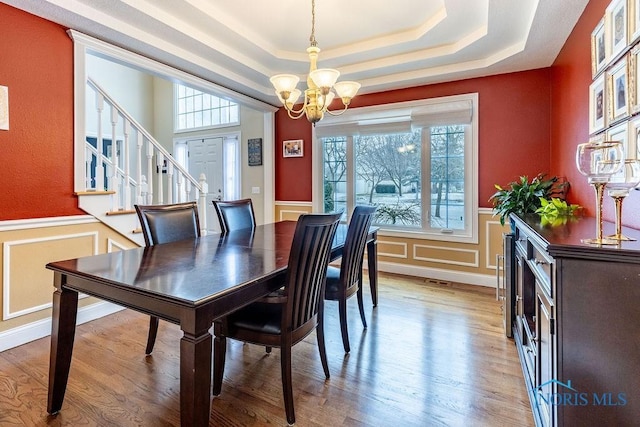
[309,0,317,47]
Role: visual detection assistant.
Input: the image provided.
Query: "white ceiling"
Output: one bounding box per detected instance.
[5,0,588,106]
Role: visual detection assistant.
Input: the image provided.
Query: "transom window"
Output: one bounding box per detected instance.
[315,94,478,243]
[174,84,239,131]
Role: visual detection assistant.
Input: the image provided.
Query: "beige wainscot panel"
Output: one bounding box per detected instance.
[486,215,509,270]
[275,201,313,222]
[0,217,137,333]
[375,210,508,286]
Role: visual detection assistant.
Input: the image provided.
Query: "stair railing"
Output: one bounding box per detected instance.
[85,77,208,229]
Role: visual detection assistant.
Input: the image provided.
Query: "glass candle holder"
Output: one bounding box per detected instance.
[575,140,624,245]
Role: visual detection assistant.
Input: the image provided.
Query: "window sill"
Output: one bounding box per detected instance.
[377,227,478,244]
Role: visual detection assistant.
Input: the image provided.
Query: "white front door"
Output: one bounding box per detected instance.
[188,137,223,233]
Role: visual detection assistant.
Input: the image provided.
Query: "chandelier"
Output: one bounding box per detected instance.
[270,0,361,125]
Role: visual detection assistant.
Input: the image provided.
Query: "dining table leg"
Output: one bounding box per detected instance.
[47,273,79,415]
[180,327,213,426]
[367,232,378,307]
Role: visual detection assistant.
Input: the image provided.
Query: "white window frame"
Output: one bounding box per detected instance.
[173,83,240,133]
[312,93,479,244]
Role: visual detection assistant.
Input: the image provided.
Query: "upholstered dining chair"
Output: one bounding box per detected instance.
[212,198,256,233]
[325,205,376,353]
[134,202,200,354]
[212,212,341,425]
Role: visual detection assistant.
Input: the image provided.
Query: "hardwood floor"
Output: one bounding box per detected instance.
[0,273,533,426]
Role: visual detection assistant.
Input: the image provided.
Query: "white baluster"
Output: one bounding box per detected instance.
[146,139,154,204]
[109,106,119,208]
[198,173,208,233]
[157,151,164,204]
[140,175,148,204]
[123,120,131,210]
[95,93,105,191]
[167,162,174,203]
[185,178,192,202]
[176,168,183,203]
[136,132,144,204]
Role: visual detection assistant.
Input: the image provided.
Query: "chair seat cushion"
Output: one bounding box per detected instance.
[324,265,341,298]
[227,301,282,334]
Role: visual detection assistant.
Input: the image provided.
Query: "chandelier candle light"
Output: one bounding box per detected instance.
[270,0,361,125]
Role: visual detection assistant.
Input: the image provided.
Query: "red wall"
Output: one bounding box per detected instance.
[4,1,633,227]
[550,0,640,228]
[0,4,82,220]
[275,69,552,207]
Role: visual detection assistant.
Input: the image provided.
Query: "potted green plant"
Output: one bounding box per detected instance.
[535,197,582,226]
[489,174,566,226]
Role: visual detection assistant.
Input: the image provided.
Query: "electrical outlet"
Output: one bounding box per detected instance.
[251,187,260,194]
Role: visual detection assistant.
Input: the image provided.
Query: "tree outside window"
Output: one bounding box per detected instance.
[322,126,466,230]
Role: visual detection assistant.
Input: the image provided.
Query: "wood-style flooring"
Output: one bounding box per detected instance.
[0,273,534,426]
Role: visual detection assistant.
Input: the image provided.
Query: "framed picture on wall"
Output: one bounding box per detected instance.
[283,139,303,158]
[629,0,640,44]
[592,17,608,77]
[0,85,8,131]
[589,73,607,134]
[607,56,630,123]
[629,44,640,113]
[247,138,263,166]
[628,115,640,158]
[607,0,628,60]
[607,120,630,157]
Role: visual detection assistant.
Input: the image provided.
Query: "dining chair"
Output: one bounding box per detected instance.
[325,205,376,353]
[212,198,256,233]
[212,212,341,425]
[134,201,201,354]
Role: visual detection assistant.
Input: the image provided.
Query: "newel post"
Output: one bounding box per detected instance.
[198,173,208,234]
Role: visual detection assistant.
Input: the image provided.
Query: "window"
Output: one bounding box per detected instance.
[316,94,478,243]
[175,84,239,131]
[323,136,348,218]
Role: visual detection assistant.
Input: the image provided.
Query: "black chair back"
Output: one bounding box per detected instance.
[285,212,341,331]
[135,202,201,246]
[134,201,201,355]
[212,198,256,234]
[340,205,376,291]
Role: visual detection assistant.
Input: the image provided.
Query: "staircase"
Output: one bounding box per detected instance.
[78,77,208,245]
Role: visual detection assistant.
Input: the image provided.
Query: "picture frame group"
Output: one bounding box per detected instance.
[590,0,640,159]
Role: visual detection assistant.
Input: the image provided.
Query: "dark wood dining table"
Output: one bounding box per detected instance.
[46,220,378,426]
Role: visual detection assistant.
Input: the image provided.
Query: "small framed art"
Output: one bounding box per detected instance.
[630,0,640,44]
[629,115,640,158]
[607,120,630,157]
[607,56,630,123]
[283,139,303,158]
[630,44,640,113]
[0,85,8,131]
[247,138,263,166]
[589,73,607,134]
[592,17,608,77]
[607,0,628,60]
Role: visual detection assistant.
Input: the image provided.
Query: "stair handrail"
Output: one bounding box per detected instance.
[87,77,204,193]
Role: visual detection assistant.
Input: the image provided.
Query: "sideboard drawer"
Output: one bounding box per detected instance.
[530,243,552,296]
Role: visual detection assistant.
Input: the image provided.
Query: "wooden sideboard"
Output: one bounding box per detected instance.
[507,213,640,427]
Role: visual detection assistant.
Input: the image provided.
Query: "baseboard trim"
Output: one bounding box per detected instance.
[0,301,124,352]
[373,260,495,288]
